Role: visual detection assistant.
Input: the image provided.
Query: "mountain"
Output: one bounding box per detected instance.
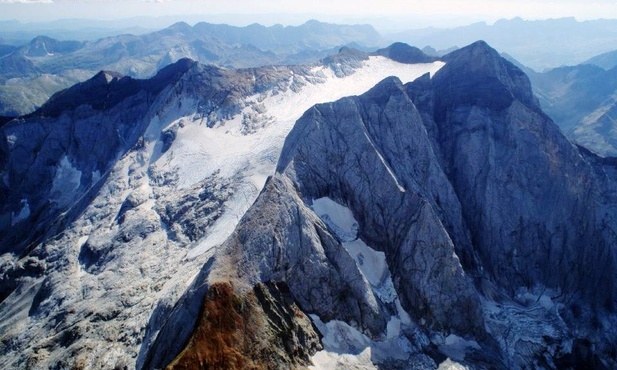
[374,42,437,64]
[0,20,385,117]
[0,44,17,58]
[141,41,617,369]
[0,19,154,44]
[3,40,617,369]
[390,17,617,71]
[192,19,383,53]
[0,48,443,368]
[584,49,617,70]
[526,60,617,156]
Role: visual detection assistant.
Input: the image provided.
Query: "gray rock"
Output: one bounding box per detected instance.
[153,41,617,369]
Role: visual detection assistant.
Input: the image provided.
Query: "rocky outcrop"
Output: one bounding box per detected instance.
[0,59,195,258]
[150,41,617,369]
[166,281,321,370]
[1,53,438,368]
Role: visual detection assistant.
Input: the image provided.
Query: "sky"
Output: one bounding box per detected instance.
[0,0,616,31]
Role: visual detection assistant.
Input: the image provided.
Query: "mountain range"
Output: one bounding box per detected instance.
[1,36,617,369]
[510,51,617,156]
[390,17,617,71]
[0,20,383,117]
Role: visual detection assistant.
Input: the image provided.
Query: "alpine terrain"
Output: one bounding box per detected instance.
[0,44,443,368]
[1,39,616,369]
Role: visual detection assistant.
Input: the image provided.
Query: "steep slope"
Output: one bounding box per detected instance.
[0,52,443,368]
[147,41,617,369]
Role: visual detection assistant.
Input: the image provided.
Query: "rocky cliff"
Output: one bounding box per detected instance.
[0,50,443,368]
[146,41,617,369]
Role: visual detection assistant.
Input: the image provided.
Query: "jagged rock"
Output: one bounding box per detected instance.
[165,281,322,370]
[0,53,441,368]
[149,41,617,369]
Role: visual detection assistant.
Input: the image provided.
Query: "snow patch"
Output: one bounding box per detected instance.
[309,347,377,370]
[311,197,358,241]
[438,334,481,362]
[311,197,396,303]
[438,358,470,370]
[310,197,425,365]
[50,156,82,206]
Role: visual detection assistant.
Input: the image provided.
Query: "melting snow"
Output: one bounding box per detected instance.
[438,358,471,370]
[309,315,378,370]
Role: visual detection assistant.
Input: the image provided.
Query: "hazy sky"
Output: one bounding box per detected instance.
[1,0,616,30]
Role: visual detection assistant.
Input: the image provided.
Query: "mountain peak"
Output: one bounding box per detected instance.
[93,70,123,83]
[360,76,406,105]
[442,40,497,62]
[168,21,192,32]
[374,42,436,64]
[435,40,538,112]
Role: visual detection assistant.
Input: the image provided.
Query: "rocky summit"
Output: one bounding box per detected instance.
[1,40,617,369]
[144,41,617,369]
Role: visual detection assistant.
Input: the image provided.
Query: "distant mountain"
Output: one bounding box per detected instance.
[0,44,17,58]
[192,19,383,53]
[18,36,84,57]
[584,49,617,70]
[0,20,385,116]
[390,17,617,71]
[526,61,617,156]
[374,42,437,64]
[0,19,154,44]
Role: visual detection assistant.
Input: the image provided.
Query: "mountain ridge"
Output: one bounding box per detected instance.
[0,49,445,368]
[142,41,617,369]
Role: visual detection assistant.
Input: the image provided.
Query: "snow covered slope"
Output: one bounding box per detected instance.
[0,52,443,368]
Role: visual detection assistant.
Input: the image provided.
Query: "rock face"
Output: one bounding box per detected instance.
[165,281,322,370]
[148,41,617,369]
[0,52,442,368]
[0,59,194,258]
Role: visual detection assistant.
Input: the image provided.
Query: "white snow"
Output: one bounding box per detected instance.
[309,347,377,370]
[147,57,444,257]
[310,197,423,365]
[311,197,396,302]
[439,334,481,361]
[438,358,471,370]
[309,315,378,370]
[50,155,82,206]
[311,197,358,241]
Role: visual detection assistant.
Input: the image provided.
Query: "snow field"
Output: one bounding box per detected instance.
[151,57,444,258]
